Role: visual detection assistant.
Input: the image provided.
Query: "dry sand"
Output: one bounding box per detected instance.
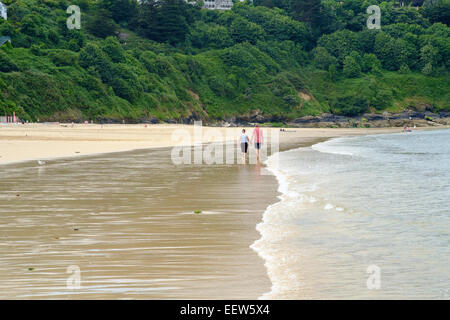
[0,123,404,166]
[0,123,235,165]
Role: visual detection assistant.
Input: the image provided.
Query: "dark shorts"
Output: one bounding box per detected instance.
[241,142,248,153]
[254,143,261,150]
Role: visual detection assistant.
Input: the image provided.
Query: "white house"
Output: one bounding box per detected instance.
[202,0,234,10]
[139,1,245,11]
[186,0,246,10]
[0,1,7,21]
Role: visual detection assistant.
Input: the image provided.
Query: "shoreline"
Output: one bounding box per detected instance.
[253,128,450,299]
[1,123,446,166]
[253,136,331,299]
[252,131,391,299]
[0,125,429,299]
[250,128,423,299]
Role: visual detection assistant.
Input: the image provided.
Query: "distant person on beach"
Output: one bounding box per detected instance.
[251,124,263,160]
[239,129,249,161]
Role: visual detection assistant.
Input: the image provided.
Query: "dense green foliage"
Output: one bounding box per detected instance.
[0,0,449,122]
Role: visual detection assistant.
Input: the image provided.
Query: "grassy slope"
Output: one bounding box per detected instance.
[307,69,450,114]
[0,1,449,123]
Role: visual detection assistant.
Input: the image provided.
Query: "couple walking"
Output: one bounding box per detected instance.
[240,125,263,162]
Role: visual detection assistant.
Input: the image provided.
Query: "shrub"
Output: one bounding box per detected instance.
[317,30,359,65]
[362,54,381,73]
[86,9,118,38]
[313,46,337,70]
[208,76,232,97]
[283,94,300,106]
[79,43,114,83]
[343,56,361,78]
[328,64,338,81]
[48,49,78,66]
[189,22,234,49]
[399,64,411,74]
[422,62,433,75]
[420,44,439,68]
[101,37,126,63]
[371,89,394,110]
[332,94,369,116]
[230,17,265,44]
[0,51,18,72]
[112,78,137,102]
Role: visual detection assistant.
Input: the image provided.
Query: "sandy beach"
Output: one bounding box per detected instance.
[0,123,237,165]
[0,124,406,299]
[0,123,404,165]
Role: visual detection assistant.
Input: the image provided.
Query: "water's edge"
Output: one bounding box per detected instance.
[251,131,407,300]
[250,137,338,299]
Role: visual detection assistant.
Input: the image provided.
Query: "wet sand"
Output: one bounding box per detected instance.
[0,126,402,299]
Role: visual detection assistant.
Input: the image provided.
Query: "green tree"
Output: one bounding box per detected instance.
[420,44,439,68]
[48,50,78,67]
[422,62,433,74]
[230,17,265,44]
[136,0,158,40]
[343,56,361,78]
[154,0,189,44]
[189,22,234,49]
[20,13,44,38]
[101,37,126,63]
[100,0,138,24]
[423,0,450,26]
[0,51,18,72]
[79,43,114,83]
[349,51,362,67]
[313,46,337,70]
[399,63,411,73]
[332,94,369,116]
[374,32,412,70]
[328,64,338,82]
[135,0,196,45]
[87,9,118,38]
[362,54,382,73]
[318,30,360,66]
[289,0,336,35]
[290,0,321,25]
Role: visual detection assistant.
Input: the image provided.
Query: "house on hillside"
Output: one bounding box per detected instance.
[203,0,234,10]
[395,0,425,7]
[0,1,7,21]
[141,1,245,11]
[186,0,245,10]
[0,36,11,47]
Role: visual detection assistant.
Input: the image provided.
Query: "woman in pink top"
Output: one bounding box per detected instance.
[251,125,263,160]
